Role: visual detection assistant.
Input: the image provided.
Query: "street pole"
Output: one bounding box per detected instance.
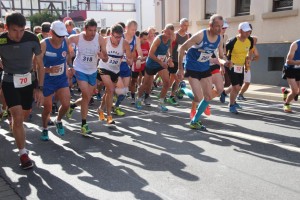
[66,0,69,17]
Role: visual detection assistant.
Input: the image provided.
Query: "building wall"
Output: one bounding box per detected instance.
[157,0,299,86]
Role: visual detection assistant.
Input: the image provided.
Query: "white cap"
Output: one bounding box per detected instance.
[238,22,252,32]
[50,21,68,36]
[223,20,229,28]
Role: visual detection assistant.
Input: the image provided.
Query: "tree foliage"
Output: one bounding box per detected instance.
[28,10,59,28]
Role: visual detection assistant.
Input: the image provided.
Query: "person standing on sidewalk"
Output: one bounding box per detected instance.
[38,21,72,141]
[177,14,228,130]
[0,12,44,169]
[66,18,108,136]
[281,39,300,112]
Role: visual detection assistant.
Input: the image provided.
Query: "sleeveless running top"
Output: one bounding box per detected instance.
[185,29,221,72]
[73,32,100,74]
[99,36,124,74]
[146,35,171,68]
[43,38,68,81]
[285,40,300,69]
[172,32,189,63]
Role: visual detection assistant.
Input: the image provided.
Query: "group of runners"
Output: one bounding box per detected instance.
[0,12,299,169]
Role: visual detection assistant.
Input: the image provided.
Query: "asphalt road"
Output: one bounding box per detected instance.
[1,87,300,200]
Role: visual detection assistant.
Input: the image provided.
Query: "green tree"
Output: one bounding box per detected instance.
[28,10,59,28]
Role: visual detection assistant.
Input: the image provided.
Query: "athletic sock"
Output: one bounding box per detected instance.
[192,99,209,123]
[82,119,87,127]
[182,88,194,100]
[115,95,125,107]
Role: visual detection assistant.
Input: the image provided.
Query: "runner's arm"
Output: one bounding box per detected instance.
[99,35,108,62]
[123,40,133,66]
[286,42,300,65]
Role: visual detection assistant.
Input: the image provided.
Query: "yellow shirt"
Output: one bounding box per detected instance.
[231,38,251,66]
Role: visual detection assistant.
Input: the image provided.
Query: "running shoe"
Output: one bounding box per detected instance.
[55,121,65,136]
[97,93,102,101]
[166,96,179,106]
[143,97,151,106]
[204,105,211,116]
[229,104,238,114]
[98,110,106,121]
[40,129,49,141]
[81,124,92,136]
[114,107,125,116]
[52,103,58,114]
[48,120,55,126]
[176,88,185,100]
[234,102,243,109]
[66,107,74,119]
[283,104,292,113]
[190,109,196,120]
[294,94,299,101]
[107,116,116,125]
[158,104,168,112]
[189,121,206,130]
[281,87,289,101]
[135,99,142,110]
[20,153,34,170]
[131,98,136,105]
[220,92,226,103]
[237,94,247,101]
[2,110,8,118]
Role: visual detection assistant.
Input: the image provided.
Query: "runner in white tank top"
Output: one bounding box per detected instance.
[97,24,132,125]
[67,18,108,136]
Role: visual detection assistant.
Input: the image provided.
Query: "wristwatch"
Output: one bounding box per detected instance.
[37,86,43,91]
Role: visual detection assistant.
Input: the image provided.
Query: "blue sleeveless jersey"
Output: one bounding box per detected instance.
[285,40,300,69]
[120,35,136,71]
[185,30,220,72]
[43,38,68,83]
[146,35,171,68]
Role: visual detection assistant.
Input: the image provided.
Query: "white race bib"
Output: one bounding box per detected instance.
[81,55,94,63]
[157,55,166,63]
[197,52,212,63]
[294,65,300,69]
[13,72,32,88]
[108,57,121,67]
[50,63,65,76]
[234,65,243,74]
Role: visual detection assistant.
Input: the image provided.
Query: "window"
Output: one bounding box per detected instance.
[179,0,189,20]
[268,57,284,71]
[273,0,293,12]
[236,0,251,16]
[205,0,217,19]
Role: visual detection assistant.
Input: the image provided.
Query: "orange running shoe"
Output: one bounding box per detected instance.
[98,110,106,121]
[190,109,196,120]
[204,105,211,116]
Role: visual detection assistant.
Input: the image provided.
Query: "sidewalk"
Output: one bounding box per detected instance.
[0,177,21,200]
[244,83,299,104]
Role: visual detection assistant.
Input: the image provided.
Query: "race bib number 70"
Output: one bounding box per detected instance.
[13,72,32,88]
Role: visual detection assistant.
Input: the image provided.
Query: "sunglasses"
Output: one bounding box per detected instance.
[53,31,65,38]
[112,34,122,39]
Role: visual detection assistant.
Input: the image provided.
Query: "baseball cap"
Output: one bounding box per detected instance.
[238,22,252,32]
[223,20,229,28]
[50,21,68,36]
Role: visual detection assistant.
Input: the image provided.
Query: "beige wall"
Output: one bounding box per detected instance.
[158,0,300,43]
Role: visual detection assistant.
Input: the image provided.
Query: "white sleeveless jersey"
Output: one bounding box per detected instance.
[99,36,124,74]
[73,32,100,74]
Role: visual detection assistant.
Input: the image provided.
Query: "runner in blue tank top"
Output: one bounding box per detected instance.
[282,39,300,112]
[177,14,230,130]
[39,21,72,141]
[114,20,143,116]
[135,24,175,112]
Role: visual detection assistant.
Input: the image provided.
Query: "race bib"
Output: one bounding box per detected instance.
[234,65,243,74]
[108,57,121,67]
[13,72,32,88]
[50,63,65,76]
[81,55,93,63]
[197,52,212,63]
[157,55,166,63]
[294,65,300,69]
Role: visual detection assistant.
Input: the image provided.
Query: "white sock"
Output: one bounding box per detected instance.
[160,98,164,104]
[19,148,27,156]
